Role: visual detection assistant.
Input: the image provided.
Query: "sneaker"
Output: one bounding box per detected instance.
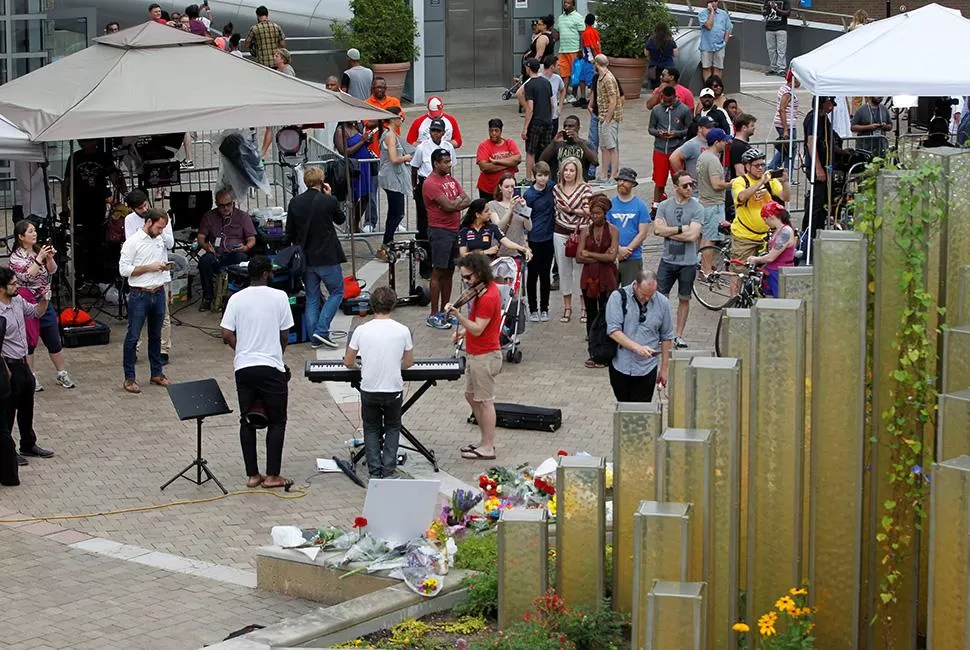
[426,313,452,329]
[362,224,374,233]
[199,299,212,312]
[529,311,540,323]
[447,314,459,326]
[55,370,75,389]
[312,333,338,349]
[540,311,550,322]
[565,94,576,103]
[674,336,689,349]
[600,178,617,189]
[33,374,43,392]
[397,223,407,232]
[180,159,194,169]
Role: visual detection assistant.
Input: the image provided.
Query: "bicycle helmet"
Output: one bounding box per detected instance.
[741,148,766,164]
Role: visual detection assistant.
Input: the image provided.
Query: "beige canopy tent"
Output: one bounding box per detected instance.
[0,20,390,141]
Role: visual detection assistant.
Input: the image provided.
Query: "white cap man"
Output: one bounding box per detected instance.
[341,47,373,100]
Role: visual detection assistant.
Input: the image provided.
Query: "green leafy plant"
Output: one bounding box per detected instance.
[596,0,674,59]
[854,156,943,645]
[330,0,420,65]
[455,570,499,619]
[454,532,499,571]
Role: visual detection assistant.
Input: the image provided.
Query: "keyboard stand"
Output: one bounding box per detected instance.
[350,379,439,472]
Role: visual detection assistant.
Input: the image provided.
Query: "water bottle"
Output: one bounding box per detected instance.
[345,438,364,448]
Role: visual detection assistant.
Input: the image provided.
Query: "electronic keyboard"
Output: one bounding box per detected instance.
[305,357,464,383]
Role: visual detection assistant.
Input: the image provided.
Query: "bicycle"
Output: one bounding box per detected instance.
[692,256,766,355]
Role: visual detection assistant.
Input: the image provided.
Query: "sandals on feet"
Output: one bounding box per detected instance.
[247,474,265,488]
[460,444,479,453]
[580,312,587,323]
[461,449,497,460]
[560,308,572,323]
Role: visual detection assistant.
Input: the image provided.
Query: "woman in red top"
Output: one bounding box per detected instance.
[445,252,502,461]
[577,193,619,368]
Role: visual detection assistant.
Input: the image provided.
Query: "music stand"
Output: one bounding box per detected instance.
[161,378,232,495]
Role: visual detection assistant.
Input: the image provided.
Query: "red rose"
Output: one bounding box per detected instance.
[353,516,368,528]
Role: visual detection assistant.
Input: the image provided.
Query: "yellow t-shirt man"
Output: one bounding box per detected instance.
[730,175,784,242]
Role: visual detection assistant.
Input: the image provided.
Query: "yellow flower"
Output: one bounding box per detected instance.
[732,622,750,633]
[548,494,557,516]
[775,595,796,613]
[758,612,778,637]
[790,587,808,596]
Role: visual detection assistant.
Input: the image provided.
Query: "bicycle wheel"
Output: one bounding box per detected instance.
[693,246,735,310]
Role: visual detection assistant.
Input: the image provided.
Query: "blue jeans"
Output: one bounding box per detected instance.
[366,189,379,228]
[360,390,403,477]
[305,264,344,339]
[770,127,797,173]
[587,115,599,179]
[124,288,166,380]
[199,251,248,300]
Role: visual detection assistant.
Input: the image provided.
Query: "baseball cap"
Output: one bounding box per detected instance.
[706,128,732,145]
[697,116,716,128]
[429,118,446,132]
[700,87,716,98]
[819,96,837,104]
[346,48,361,61]
[427,96,444,118]
[616,167,638,185]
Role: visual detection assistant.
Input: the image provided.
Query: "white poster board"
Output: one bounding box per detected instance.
[362,479,441,546]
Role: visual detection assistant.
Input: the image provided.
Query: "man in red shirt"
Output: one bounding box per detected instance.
[475,118,521,200]
[422,148,471,330]
[408,96,463,148]
[645,67,695,112]
[446,252,502,460]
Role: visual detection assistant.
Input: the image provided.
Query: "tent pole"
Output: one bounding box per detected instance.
[806,94,820,265]
[69,147,77,309]
[343,142,357,280]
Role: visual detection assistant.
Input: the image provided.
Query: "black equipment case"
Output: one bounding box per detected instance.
[61,321,111,348]
[467,402,562,432]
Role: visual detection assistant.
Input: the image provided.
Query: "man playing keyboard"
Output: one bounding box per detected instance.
[343,286,415,479]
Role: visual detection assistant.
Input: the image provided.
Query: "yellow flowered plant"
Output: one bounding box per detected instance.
[547,494,557,517]
[734,586,815,649]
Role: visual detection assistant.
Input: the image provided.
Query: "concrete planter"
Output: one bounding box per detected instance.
[373,61,411,99]
[607,56,647,100]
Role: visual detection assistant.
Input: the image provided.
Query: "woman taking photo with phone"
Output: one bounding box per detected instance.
[458,199,533,261]
[9,220,75,390]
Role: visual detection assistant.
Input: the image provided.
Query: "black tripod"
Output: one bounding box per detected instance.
[386,239,430,307]
[161,379,232,494]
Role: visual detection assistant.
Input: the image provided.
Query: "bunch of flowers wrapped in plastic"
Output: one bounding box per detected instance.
[733,586,815,649]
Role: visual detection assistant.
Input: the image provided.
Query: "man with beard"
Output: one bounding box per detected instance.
[850,96,892,157]
[696,87,731,133]
[539,114,598,180]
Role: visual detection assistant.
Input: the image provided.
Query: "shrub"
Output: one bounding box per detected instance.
[597,0,675,59]
[455,570,498,619]
[454,533,498,572]
[330,0,420,65]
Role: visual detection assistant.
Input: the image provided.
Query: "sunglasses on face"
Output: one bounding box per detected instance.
[460,273,474,281]
[679,181,697,189]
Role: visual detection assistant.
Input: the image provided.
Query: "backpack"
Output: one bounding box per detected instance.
[588,288,629,365]
[958,111,970,147]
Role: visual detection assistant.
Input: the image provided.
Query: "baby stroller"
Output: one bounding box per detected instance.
[492,256,526,364]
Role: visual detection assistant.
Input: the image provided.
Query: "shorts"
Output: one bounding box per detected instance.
[558,51,578,79]
[652,150,672,188]
[465,350,503,402]
[429,227,459,270]
[526,121,554,157]
[657,259,697,300]
[701,203,726,242]
[701,49,726,69]
[28,303,63,355]
[730,235,763,269]
[600,120,620,150]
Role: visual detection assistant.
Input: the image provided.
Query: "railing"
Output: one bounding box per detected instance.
[675,0,856,29]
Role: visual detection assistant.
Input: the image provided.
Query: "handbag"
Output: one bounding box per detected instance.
[343,275,362,300]
[564,218,586,258]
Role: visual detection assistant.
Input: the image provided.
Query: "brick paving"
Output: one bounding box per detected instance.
[0,71,787,647]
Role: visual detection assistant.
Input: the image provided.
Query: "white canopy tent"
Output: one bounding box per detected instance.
[789,3,970,262]
[0,116,44,161]
[0,20,390,141]
[0,20,391,300]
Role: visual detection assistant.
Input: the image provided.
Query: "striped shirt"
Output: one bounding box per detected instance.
[773,83,799,129]
[553,182,592,235]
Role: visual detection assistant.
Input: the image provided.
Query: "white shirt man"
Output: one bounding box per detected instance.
[220,256,294,488]
[410,130,457,180]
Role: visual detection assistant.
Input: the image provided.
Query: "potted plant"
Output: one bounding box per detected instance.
[331,0,420,99]
[596,0,674,99]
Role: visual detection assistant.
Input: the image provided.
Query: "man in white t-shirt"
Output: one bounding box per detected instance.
[220,256,294,489]
[343,286,415,479]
